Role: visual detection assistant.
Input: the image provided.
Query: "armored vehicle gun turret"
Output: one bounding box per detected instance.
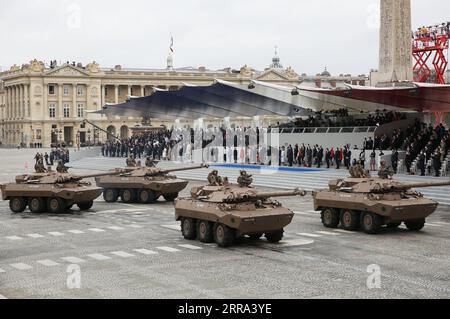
[313,177,450,234]
[175,184,307,247]
[95,164,208,204]
[1,170,123,214]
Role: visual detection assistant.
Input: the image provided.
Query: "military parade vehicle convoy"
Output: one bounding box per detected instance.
[1,170,123,214]
[313,176,450,234]
[95,164,208,204]
[174,179,307,247]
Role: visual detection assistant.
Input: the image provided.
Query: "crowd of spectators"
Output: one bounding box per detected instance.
[101,130,173,161]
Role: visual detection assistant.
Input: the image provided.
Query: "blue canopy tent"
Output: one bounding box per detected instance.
[92,80,313,119]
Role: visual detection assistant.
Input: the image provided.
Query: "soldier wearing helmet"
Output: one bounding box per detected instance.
[207,170,223,186]
[237,170,253,187]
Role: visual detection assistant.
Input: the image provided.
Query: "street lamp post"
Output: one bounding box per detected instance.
[58,129,63,146]
[76,130,80,150]
[87,129,91,149]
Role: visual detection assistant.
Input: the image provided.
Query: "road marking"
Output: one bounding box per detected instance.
[111,251,135,258]
[293,211,312,216]
[87,254,111,261]
[61,257,86,264]
[10,263,33,270]
[425,223,442,227]
[27,233,45,239]
[279,239,314,247]
[134,249,158,255]
[161,224,181,231]
[432,222,450,225]
[128,225,144,229]
[88,228,105,233]
[156,246,180,253]
[0,293,7,299]
[67,230,84,234]
[5,236,23,241]
[316,231,340,236]
[178,244,203,250]
[307,210,318,214]
[333,229,355,234]
[107,226,124,231]
[296,232,322,238]
[0,268,6,273]
[48,232,65,236]
[37,259,60,267]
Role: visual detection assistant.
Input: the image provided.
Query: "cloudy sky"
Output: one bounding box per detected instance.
[0,0,449,75]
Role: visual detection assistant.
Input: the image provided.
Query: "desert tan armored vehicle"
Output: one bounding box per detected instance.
[175,184,307,247]
[313,177,450,234]
[95,164,208,204]
[1,170,122,214]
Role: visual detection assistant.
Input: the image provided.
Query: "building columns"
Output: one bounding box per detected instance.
[101,85,106,108]
[58,84,63,118]
[73,84,77,118]
[140,85,145,97]
[114,85,119,104]
[127,85,132,97]
[24,84,29,118]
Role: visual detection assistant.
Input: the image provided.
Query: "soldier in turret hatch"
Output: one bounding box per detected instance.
[349,161,370,178]
[126,155,137,167]
[145,157,157,167]
[56,160,69,173]
[237,170,253,187]
[207,170,223,186]
[378,160,395,180]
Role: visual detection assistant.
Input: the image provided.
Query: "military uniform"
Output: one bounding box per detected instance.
[237,171,253,187]
[145,157,157,167]
[378,164,394,179]
[56,161,68,173]
[126,156,137,167]
[207,171,223,186]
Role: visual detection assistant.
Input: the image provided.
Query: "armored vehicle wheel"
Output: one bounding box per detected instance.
[29,197,45,213]
[139,189,159,203]
[321,208,340,228]
[361,212,382,234]
[340,210,360,231]
[405,219,425,231]
[103,189,119,203]
[181,218,197,240]
[265,230,284,243]
[47,198,67,214]
[386,222,401,229]
[121,189,135,203]
[163,193,179,202]
[9,197,27,213]
[214,223,235,247]
[78,201,94,211]
[197,220,214,243]
[248,233,264,240]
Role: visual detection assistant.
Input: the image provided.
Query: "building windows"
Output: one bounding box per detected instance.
[77,103,84,118]
[77,85,84,96]
[63,103,70,118]
[49,104,56,118]
[48,85,55,95]
[63,85,70,96]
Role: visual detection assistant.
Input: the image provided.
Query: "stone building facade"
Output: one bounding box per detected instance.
[0,55,367,147]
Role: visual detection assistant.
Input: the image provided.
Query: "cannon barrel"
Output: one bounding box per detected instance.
[72,170,125,180]
[246,188,307,199]
[384,180,450,191]
[144,164,209,176]
[225,188,307,202]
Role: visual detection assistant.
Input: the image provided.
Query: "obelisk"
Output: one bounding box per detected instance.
[373,0,413,86]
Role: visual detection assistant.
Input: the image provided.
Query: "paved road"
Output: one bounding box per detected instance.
[0,155,449,298]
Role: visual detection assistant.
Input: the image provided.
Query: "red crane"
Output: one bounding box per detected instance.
[413,23,450,125]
